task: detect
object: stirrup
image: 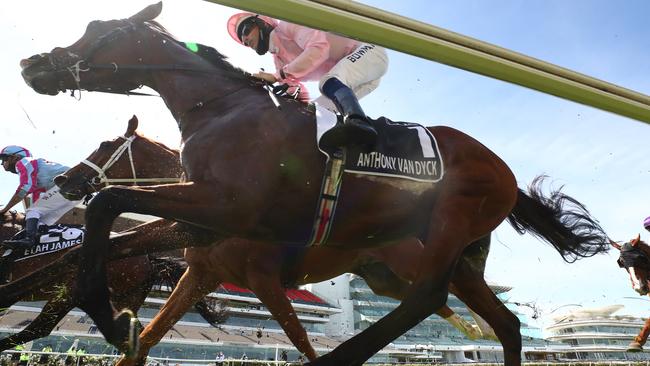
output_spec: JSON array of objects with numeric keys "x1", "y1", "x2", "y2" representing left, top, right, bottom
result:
[{"x1": 320, "y1": 117, "x2": 377, "y2": 150}]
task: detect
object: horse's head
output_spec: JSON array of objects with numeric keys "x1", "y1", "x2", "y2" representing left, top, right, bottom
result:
[
  {"x1": 20, "y1": 3, "x2": 163, "y2": 95},
  {"x1": 611, "y1": 235, "x2": 650, "y2": 295},
  {"x1": 54, "y1": 115, "x2": 182, "y2": 201}
]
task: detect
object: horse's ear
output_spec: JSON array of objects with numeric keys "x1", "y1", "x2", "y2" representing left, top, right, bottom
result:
[
  {"x1": 632, "y1": 234, "x2": 641, "y2": 246},
  {"x1": 126, "y1": 115, "x2": 139, "y2": 137},
  {"x1": 129, "y1": 2, "x2": 162, "y2": 23},
  {"x1": 610, "y1": 239, "x2": 622, "y2": 251}
]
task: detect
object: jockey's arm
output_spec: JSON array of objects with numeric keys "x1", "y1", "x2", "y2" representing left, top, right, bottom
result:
[
  {"x1": 275, "y1": 24, "x2": 330, "y2": 81},
  {"x1": 0, "y1": 191, "x2": 24, "y2": 215}
]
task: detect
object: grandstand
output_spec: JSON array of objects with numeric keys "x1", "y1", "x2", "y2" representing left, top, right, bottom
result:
[{"x1": 0, "y1": 281, "x2": 344, "y2": 362}]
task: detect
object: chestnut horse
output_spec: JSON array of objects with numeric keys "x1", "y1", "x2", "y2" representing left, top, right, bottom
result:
[
  {"x1": 611, "y1": 235, "x2": 650, "y2": 352},
  {"x1": 20, "y1": 4, "x2": 609, "y2": 365},
  {"x1": 56, "y1": 120, "x2": 495, "y2": 362}
]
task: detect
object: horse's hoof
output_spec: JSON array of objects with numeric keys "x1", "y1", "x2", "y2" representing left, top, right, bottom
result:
[
  {"x1": 114, "y1": 310, "x2": 141, "y2": 358},
  {"x1": 627, "y1": 341, "x2": 643, "y2": 352}
]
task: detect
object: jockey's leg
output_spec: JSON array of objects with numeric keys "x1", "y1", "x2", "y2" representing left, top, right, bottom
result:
[
  {"x1": 318, "y1": 78, "x2": 377, "y2": 149},
  {"x1": 4, "y1": 215, "x2": 39, "y2": 249},
  {"x1": 317, "y1": 44, "x2": 387, "y2": 150}
]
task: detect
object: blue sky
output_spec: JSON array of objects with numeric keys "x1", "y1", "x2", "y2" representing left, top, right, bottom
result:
[{"x1": 1, "y1": 0, "x2": 649, "y2": 329}]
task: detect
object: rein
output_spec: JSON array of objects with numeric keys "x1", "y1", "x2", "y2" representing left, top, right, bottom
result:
[
  {"x1": 81, "y1": 135, "x2": 180, "y2": 188},
  {"x1": 60, "y1": 22, "x2": 261, "y2": 118}
]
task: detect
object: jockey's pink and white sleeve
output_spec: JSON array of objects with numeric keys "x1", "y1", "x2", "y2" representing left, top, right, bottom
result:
[
  {"x1": 277, "y1": 23, "x2": 330, "y2": 80},
  {"x1": 15, "y1": 158, "x2": 38, "y2": 199}
]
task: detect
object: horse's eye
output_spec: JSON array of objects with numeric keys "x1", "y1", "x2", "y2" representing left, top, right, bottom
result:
[{"x1": 99, "y1": 141, "x2": 111, "y2": 149}]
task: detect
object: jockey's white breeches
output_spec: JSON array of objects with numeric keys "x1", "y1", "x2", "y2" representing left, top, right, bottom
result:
[
  {"x1": 26, "y1": 186, "x2": 81, "y2": 225},
  {"x1": 314, "y1": 43, "x2": 389, "y2": 111}
]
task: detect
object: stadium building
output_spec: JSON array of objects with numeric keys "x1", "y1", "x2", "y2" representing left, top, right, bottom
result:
[{"x1": 545, "y1": 305, "x2": 650, "y2": 361}]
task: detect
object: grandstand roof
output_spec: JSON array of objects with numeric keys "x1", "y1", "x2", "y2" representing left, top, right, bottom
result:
[{"x1": 218, "y1": 283, "x2": 333, "y2": 307}]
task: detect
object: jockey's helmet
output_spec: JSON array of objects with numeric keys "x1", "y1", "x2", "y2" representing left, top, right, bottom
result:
[
  {"x1": 227, "y1": 12, "x2": 277, "y2": 55},
  {"x1": 0, "y1": 145, "x2": 31, "y2": 161},
  {"x1": 644, "y1": 216, "x2": 650, "y2": 231}
]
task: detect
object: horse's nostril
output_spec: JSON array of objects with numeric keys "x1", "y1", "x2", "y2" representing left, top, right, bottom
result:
[{"x1": 54, "y1": 174, "x2": 68, "y2": 187}]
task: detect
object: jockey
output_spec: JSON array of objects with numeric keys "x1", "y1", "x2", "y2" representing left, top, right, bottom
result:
[
  {"x1": 227, "y1": 12, "x2": 389, "y2": 150},
  {"x1": 644, "y1": 216, "x2": 650, "y2": 232},
  {"x1": 0, "y1": 145, "x2": 78, "y2": 249}
]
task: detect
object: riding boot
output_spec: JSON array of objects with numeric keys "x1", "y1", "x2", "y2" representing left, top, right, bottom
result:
[
  {"x1": 319, "y1": 79, "x2": 377, "y2": 150},
  {"x1": 4, "y1": 218, "x2": 39, "y2": 250}
]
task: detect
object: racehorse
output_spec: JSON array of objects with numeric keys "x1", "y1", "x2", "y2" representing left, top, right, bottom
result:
[
  {"x1": 57, "y1": 114, "x2": 495, "y2": 362},
  {"x1": 611, "y1": 235, "x2": 650, "y2": 352},
  {"x1": 20, "y1": 3, "x2": 610, "y2": 365},
  {"x1": 0, "y1": 117, "x2": 221, "y2": 351}
]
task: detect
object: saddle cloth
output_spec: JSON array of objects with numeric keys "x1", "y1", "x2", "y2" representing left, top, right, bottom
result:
[
  {"x1": 2, "y1": 224, "x2": 85, "y2": 262},
  {"x1": 315, "y1": 104, "x2": 444, "y2": 182}
]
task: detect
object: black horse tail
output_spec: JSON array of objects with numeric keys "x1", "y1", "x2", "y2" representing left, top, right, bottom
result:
[
  {"x1": 150, "y1": 256, "x2": 229, "y2": 326},
  {"x1": 506, "y1": 175, "x2": 609, "y2": 263}
]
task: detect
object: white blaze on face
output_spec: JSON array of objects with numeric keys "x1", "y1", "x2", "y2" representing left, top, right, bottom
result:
[{"x1": 629, "y1": 267, "x2": 648, "y2": 294}]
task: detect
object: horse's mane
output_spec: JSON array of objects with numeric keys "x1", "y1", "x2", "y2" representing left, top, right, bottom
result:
[
  {"x1": 637, "y1": 239, "x2": 650, "y2": 257},
  {"x1": 145, "y1": 21, "x2": 250, "y2": 81},
  {"x1": 136, "y1": 132, "x2": 180, "y2": 159}
]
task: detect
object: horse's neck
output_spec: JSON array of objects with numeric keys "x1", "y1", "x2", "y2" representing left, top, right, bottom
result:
[
  {"x1": 639, "y1": 241, "x2": 650, "y2": 258},
  {"x1": 134, "y1": 142, "x2": 182, "y2": 179},
  {"x1": 143, "y1": 45, "x2": 251, "y2": 131}
]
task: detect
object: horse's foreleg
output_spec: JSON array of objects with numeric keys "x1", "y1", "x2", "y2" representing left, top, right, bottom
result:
[
  {"x1": 76, "y1": 183, "x2": 223, "y2": 351},
  {"x1": 116, "y1": 266, "x2": 217, "y2": 366},
  {"x1": 629, "y1": 317, "x2": 650, "y2": 351},
  {"x1": 0, "y1": 299, "x2": 73, "y2": 351},
  {"x1": 248, "y1": 274, "x2": 318, "y2": 361}
]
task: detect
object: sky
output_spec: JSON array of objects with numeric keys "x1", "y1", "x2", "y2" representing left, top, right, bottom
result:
[{"x1": 1, "y1": 0, "x2": 649, "y2": 330}]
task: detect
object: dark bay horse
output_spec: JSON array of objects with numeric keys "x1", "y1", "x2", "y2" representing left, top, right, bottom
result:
[
  {"x1": 57, "y1": 114, "x2": 494, "y2": 362},
  {"x1": 20, "y1": 3, "x2": 610, "y2": 365},
  {"x1": 611, "y1": 235, "x2": 650, "y2": 352}
]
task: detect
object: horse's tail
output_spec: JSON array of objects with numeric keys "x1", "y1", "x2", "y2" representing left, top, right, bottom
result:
[
  {"x1": 506, "y1": 175, "x2": 609, "y2": 263},
  {"x1": 150, "y1": 256, "x2": 228, "y2": 326}
]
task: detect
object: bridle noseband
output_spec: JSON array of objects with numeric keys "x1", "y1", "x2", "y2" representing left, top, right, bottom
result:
[{"x1": 80, "y1": 135, "x2": 180, "y2": 192}]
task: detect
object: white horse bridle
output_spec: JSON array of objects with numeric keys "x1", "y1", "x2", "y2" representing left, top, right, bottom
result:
[{"x1": 81, "y1": 135, "x2": 181, "y2": 186}]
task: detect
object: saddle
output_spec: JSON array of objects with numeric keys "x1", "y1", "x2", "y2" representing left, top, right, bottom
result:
[
  {"x1": 308, "y1": 105, "x2": 445, "y2": 246},
  {"x1": 0, "y1": 224, "x2": 85, "y2": 283}
]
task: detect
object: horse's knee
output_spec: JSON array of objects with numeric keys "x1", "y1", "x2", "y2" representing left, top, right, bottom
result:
[{"x1": 87, "y1": 186, "x2": 131, "y2": 218}]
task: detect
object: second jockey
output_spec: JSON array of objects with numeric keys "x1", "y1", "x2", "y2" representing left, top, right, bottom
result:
[
  {"x1": 226, "y1": 12, "x2": 389, "y2": 150},
  {"x1": 0, "y1": 145, "x2": 79, "y2": 249}
]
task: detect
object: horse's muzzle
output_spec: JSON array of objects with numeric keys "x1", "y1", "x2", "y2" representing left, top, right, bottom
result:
[
  {"x1": 20, "y1": 53, "x2": 67, "y2": 95},
  {"x1": 55, "y1": 174, "x2": 88, "y2": 201}
]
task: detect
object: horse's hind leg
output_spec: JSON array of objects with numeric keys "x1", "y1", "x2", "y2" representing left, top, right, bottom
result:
[
  {"x1": 451, "y1": 257, "x2": 522, "y2": 366},
  {"x1": 0, "y1": 299, "x2": 73, "y2": 351},
  {"x1": 355, "y1": 261, "x2": 483, "y2": 340}
]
